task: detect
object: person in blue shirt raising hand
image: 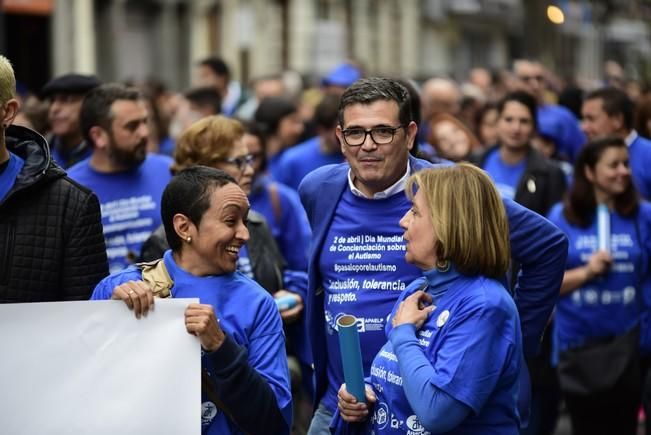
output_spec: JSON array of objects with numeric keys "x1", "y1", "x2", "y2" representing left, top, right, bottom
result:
[
  {"x1": 337, "y1": 164, "x2": 522, "y2": 434},
  {"x1": 547, "y1": 136, "x2": 651, "y2": 435}
]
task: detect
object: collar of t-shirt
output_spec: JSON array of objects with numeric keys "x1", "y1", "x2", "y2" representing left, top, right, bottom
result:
[
  {"x1": 625, "y1": 129, "x2": 638, "y2": 147},
  {"x1": 422, "y1": 264, "x2": 462, "y2": 304},
  {"x1": 347, "y1": 160, "x2": 412, "y2": 199},
  {"x1": 0, "y1": 152, "x2": 25, "y2": 203},
  {"x1": 0, "y1": 157, "x2": 10, "y2": 175}
]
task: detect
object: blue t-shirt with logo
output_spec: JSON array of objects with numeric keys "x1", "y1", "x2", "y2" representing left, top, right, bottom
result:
[
  {"x1": 90, "y1": 250, "x2": 292, "y2": 435},
  {"x1": 273, "y1": 136, "x2": 344, "y2": 191},
  {"x1": 0, "y1": 153, "x2": 24, "y2": 203},
  {"x1": 319, "y1": 188, "x2": 421, "y2": 412},
  {"x1": 482, "y1": 149, "x2": 526, "y2": 201},
  {"x1": 547, "y1": 203, "x2": 649, "y2": 351},
  {"x1": 369, "y1": 271, "x2": 522, "y2": 434},
  {"x1": 67, "y1": 154, "x2": 173, "y2": 273}
]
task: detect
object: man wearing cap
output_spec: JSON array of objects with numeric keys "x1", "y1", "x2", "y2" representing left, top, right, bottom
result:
[
  {"x1": 321, "y1": 62, "x2": 362, "y2": 96},
  {"x1": 67, "y1": 83, "x2": 173, "y2": 273},
  {"x1": 41, "y1": 73, "x2": 101, "y2": 168},
  {"x1": 0, "y1": 55, "x2": 108, "y2": 303}
]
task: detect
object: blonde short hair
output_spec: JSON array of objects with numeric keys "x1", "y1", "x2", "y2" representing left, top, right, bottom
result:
[
  {"x1": 171, "y1": 115, "x2": 245, "y2": 173},
  {"x1": 406, "y1": 163, "x2": 510, "y2": 279},
  {"x1": 0, "y1": 55, "x2": 16, "y2": 105}
]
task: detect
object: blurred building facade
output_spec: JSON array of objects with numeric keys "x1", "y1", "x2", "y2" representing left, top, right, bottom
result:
[{"x1": 2, "y1": 0, "x2": 651, "y2": 91}]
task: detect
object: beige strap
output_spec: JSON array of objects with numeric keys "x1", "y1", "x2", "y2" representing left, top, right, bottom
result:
[{"x1": 137, "y1": 259, "x2": 173, "y2": 298}]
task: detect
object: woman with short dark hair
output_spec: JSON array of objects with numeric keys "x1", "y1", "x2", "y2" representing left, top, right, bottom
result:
[{"x1": 91, "y1": 166, "x2": 292, "y2": 435}]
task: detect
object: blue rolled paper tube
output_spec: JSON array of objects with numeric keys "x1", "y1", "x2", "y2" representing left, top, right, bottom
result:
[
  {"x1": 337, "y1": 314, "x2": 366, "y2": 403},
  {"x1": 597, "y1": 204, "x2": 610, "y2": 253}
]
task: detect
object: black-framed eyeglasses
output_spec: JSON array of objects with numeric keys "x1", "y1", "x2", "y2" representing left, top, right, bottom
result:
[
  {"x1": 518, "y1": 75, "x2": 544, "y2": 83},
  {"x1": 341, "y1": 125, "x2": 406, "y2": 146},
  {"x1": 222, "y1": 154, "x2": 254, "y2": 171}
]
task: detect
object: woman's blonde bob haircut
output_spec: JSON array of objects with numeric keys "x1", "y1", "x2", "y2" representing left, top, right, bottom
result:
[
  {"x1": 406, "y1": 163, "x2": 510, "y2": 279},
  {"x1": 171, "y1": 115, "x2": 244, "y2": 173},
  {"x1": 0, "y1": 55, "x2": 16, "y2": 106}
]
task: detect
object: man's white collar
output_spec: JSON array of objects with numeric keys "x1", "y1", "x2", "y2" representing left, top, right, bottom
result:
[
  {"x1": 625, "y1": 130, "x2": 638, "y2": 147},
  {"x1": 347, "y1": 161, "x2": 412, "y2": 199}
]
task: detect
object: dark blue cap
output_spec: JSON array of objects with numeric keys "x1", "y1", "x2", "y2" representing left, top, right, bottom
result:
[{"x1": 41, "y1": 74, "x2": 101, "y2": 98}]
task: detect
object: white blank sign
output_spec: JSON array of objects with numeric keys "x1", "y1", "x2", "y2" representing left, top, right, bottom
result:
[{"x1": 0, "y1": 299, "x2": 201, "y2": 435}]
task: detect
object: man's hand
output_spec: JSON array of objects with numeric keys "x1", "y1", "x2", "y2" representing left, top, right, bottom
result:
[{"x1": 337, "y1": 383, "x2": 376, "y2": 422}]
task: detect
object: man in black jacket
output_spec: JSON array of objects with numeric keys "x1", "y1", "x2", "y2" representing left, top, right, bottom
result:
[{"x1": 0, "y1": 55, "x2": 108, "y2": 302}]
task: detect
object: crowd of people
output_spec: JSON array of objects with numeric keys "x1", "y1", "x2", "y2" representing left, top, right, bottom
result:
[{"x1": 3, "y1": 50, "x2": 651, "y2": 435}]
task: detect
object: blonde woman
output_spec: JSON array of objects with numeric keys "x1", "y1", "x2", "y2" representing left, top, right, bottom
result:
[{"x1": 338, "y1": 164, "x2": 522, "y2": 434}]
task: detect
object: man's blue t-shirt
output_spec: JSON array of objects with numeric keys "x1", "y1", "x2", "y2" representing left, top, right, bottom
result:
[
  {"x1": 370, "y1": 274, "x2": 522, "y2": 434},
  {"x1": 90, "y1": 250, "x2": 292, "y2": 435},
  {"x1": 319, "y1": 188, "x2": 421, "y2": 412},
  {"x1": 482, "y1": 149, "x2": 526, "y2": 201},
  {"x1": 547, "y1": 203, "x2": 648, "y2": 351},
  {"x1": 0, "y1": 153, "x2": 24, "y2": 203},
  {"x1": 67, "y1": 154, "x2": 173, "y2": 273},
  {"x1": 273, "y1": 136, "x2": 344, "y2": 191}
]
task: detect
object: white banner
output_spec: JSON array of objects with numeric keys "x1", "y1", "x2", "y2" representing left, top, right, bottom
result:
[{"x1": 0, "y1": 299, "x2": 201, "y2": 435}]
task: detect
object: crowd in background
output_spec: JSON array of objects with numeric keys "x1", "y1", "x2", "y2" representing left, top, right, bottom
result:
[{"x1": 5, "y1": 53, "x2": 651, "y2": 435}]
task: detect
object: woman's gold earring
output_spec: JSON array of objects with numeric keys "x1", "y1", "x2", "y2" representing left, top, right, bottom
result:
[
  {"x1": 435, "y1": 259, "x2": 450, "y2": 272},
  {"x1": 186, "y1": 236, "x2": 192, "y2": 243}
]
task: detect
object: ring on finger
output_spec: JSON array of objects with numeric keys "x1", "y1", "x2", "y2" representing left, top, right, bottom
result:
[{"x1": 128, "y1": 290, "x2": 135, "y2": 296}]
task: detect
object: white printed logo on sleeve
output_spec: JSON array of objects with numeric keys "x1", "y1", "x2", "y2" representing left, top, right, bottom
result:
[
  {"x1": 436, "y1": 310, "x2": 450, "y2": 328},
  {"x1": 406, "y1": 414, "x2": 430, "y2": 434},
  {"x1": 201, "y1": 401, "x2": 218, "y2": 426}
]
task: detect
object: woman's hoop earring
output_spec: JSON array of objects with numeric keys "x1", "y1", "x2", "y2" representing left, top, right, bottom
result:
[{"x1": 435, "y1": 259, "x2": 450, "y2": 273}]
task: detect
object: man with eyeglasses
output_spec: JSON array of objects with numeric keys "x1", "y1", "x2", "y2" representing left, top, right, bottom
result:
[
  {"x1": 299, "y1": 77, "x2": 568, "y2": 434},
  {"x1": 67, "y1": 83, "x2": 173, "y2": 273},
  {"x1": 514, "y1": 59, "x2": 585, "y2": 162}
]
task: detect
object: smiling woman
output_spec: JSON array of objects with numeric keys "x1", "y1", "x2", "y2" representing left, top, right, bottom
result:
[
  {"x1": 547, "y1": 137, "x2": 651, "y2": 435},
  {"x1": 90, "y1": 166, "x2": 292, "y2": 435}
]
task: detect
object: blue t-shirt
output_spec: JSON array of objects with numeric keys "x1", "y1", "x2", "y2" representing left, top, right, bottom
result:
[
  {"x1": 547, "y1": 203, "x2": 649, "y2": 351},
  {"x1": 273, "y1": 136, "x2": 344, "y2": 191},
  {"x1": 482, "y1": 149, "x2": 526, "y2": 201},
  {"x1": 249, "y1": 176, "x2": 311, "y2": 272},
  {"x1": 319, "y1": 188, "x2": 422, "y2": 412},
  {"x1": 370, "y1": 273, "x2": 522, "y2": 434},
  {"x1": 0, "y1": 153, "x2": 24, "y2": 203},
  {"x1": 50, "y1": 136, "x2": 93, "y2": 169},
  {"x1": 90, "y1": 250, "x2": 292, "y2": 435},
  {"x1": 537, "y1": 104, "x2": 586, "y2": 163},
  {"x1": 67, "y1": 154, "x2": 173, "y2": 273},
  {"x1": 629, "y1": 135, "x2": 651, "y2": 201}
]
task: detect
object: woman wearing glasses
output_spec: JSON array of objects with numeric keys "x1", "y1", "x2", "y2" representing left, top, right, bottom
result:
[{"x1": 140, "y1": 116, "x2": 301, "y2": 308}]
